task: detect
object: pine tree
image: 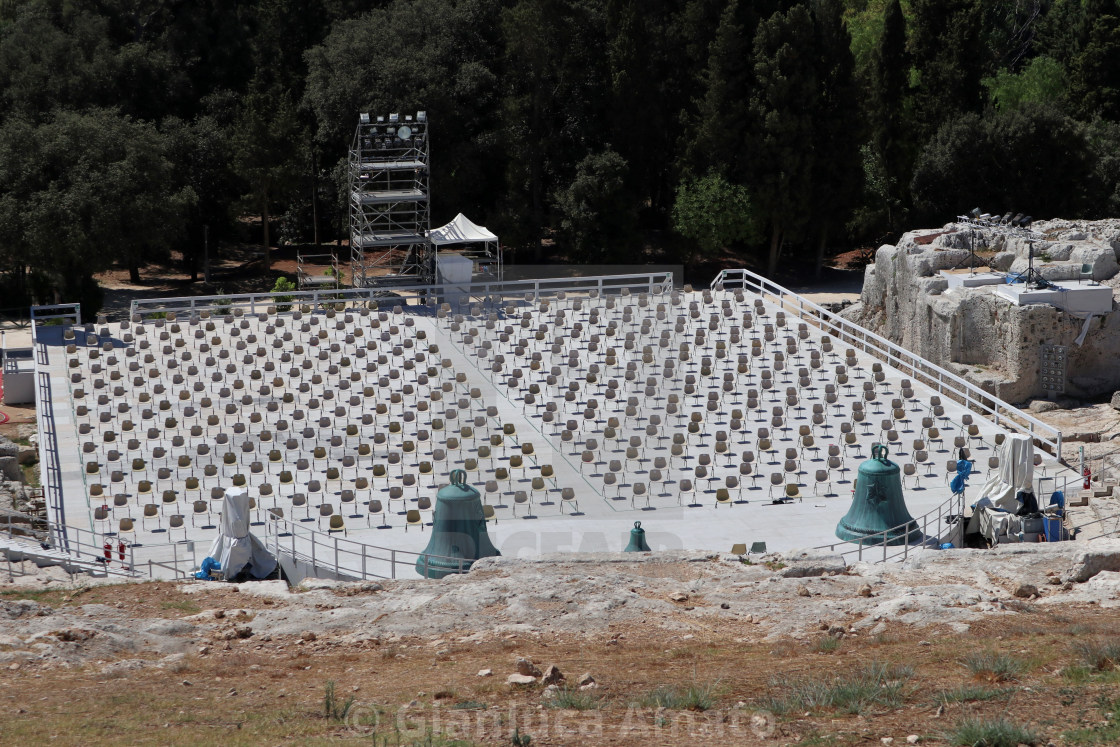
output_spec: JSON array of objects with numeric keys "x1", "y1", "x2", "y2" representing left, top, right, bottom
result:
[
  {"x1": 808, "y1": 0, "x2": 863, "y2": 277},
  {"x1": 749, "y1": 3, "x2": 818, "y2": 276},
  {"x1": 867, "y1": 0, "x2": 910, "y2": 229}
]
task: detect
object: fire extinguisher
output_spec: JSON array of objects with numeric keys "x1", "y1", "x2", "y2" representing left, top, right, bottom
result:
[
  {"x1": 1083, "y1": 466, "x2": 1091, "y2": 489},
  {"x1": 103, "y1": 540, "x2": 112, "y2": 564},
  {"x1": 117, "y1": 540, "x2": 126, "y2": 563}
]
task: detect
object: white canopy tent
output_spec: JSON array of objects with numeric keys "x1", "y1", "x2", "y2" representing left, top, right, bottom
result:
[
  {"x1": 428, "y1": 213, "x2": 502, "y2": 280},
  {"x1": 207, "y1": 488, "x2": 278, "y2": 580},
  {"x1": 428, "y1": 213, "x2": 499, "y2": 246}
]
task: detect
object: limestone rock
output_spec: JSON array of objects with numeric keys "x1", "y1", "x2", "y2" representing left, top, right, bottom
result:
[
  {"x1": 577, "y1": 673, "x2": 595, "y2": 687},
  {"x1": 669, "y1": 592, "x2": 689, "y2": 602},
  {"x1": 778, "y1": 551, "x2": 846, "y2": 578},
  {"x1": 477, "y1": 668, "x2": 492, "y2": 677},
  {"x1": 0, "y1": 457, "x2": 22, "y2": 482},
  {"x1": 989, "y1": 252, "x2": 1016, "y2": 272},
  {"x1": 1030, "y1": 399, "x2": 1062, "y2": 414},
  {"x1": 907, "y1": 736, "x2": 921, "y2": 745},
  {"x1": 858, "y1": 584, "x2": 874, "y2": 598},
  {"x1": 515, "y1": 657, "x2": 541, "y2": 678},
  {"x1": 1111, "y1": 391, "x2": 1120, "y2": 411},
  {"x1": 507, "y1": 674, "x2": 536, "y2": 686},
  {"x1": 540, "y1": 664, "x2": 564, "y2": 685},
  {"x1": 299, "y1": 630, "x2": 316, "y2": 642},
  {"x1": 797, "y1": 585, "x2": 811, "y2": 597}
]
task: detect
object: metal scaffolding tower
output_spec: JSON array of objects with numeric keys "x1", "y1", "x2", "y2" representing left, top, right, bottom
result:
[{"x1": 348, "y1": 111, "x2": 432, "y2": 286}]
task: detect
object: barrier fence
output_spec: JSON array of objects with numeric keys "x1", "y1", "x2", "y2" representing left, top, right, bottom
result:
[{"x1": 130, "y1": 273, "x2": 676, "y2": 320}]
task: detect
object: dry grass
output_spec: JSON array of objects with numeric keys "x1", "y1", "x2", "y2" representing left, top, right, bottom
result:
[{"x1": 1, "y1": 585, "x2": 1120, "y2": 745}]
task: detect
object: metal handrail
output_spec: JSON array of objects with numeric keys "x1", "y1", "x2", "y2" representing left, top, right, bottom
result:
[
  {"x1": 710, "y1": 269, "x2": 1064, "y2": 460},
  {"x1": 129, "y1": 273, "x2": 675, "y2": 318},
  {"x1": 261, "y1": 515, "x2": 469, "y2": 581},
  {"x1": 808, "y1": 489, "x2": 966, "y2": 563}
]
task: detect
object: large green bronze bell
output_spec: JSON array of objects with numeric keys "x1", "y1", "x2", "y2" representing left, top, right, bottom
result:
[
  {"x1": 835, "y1": 444, "x2": 921, "y2": 546},
  {"x1": 415, "y1": 469, "x2": 500, "y2": 578},
  {"x1": 623, "y1": 521, "x2": 651, "y2": 552}
]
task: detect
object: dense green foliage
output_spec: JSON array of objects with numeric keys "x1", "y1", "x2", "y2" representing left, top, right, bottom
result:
[{"x1": 1, "y1": 0, "x2": 1119, "y2": 306}]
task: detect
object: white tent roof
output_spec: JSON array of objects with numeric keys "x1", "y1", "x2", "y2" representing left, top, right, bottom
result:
[{"x1": 428, "y1": 213, "x2": 498, "y2": 246}]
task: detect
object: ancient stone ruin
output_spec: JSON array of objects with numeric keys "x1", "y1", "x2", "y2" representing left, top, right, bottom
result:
[{"x1": 845, "y1": 219, "x2": 1120, "y2": 404}]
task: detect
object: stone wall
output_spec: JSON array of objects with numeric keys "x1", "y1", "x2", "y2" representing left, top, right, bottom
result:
[{"x1": 845, "y1": 219, "x2": 1120, "y2": 404}]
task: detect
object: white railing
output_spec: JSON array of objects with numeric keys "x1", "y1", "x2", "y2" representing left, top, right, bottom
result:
[
  {"x1": 129, "y1": 273, "x2": 675, "y2": 319},
  {"x1": 261, "y1": 515, "x2": 473, "y2": 581},
  {"x1": 710, "y1": 269, "x2": 1064, "y2": 460}
]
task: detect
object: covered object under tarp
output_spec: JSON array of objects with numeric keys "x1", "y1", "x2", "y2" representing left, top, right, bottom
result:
[
  {"x1": 965, "y1": 433, "x2": 1038, "y2": 539},
  {"x1": 207, "y1": 488, "x2": 277, "y2": 580}
]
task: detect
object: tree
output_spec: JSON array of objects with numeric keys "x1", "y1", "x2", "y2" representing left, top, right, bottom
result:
[
  {"x1": 808, "y1": 0, "x2": 863, "y2": 277},
  {"x1": 498, "y1": 0, "x2": 611, "y2": 257},
  {"x1": 303, "y1": 0, "x2": 503, "y2": 233},
  {"x1": 908, "y1": 0, "x2": 985, "y2": 143},
  {"x1": 232, "y1": 79, "x2": 306, "y2": 264},
  {"x1": 691, "y1": 0, "x2": 758, "y2": 182},
  {"x1": 0, "y1": 108, "x2": 195, "y2": 298},
  {"x1": 865, "y1": 0, "x2": 910, "y2": 231},
  {"x1": 671, "y1": 173, "x2": 755, "y2": 266},
  {"x1": 553, "y1": 148, "x2": 634, "y2": 261},
  {"x1": 983, "y1": 55, "x2": 1068, "y2": 111},
  {"x1": 1068, "y1": 6, "x2": 1120, "y2": 119},
  {"x1": 605, "y1": 0, "x2": 685, "y2": 221},
  {"x1": 910, "y1": 105, "x2": 1098, "y2": 222},
  {"x1": 749, "y1": 4, "x2": 818, "y2": 276}
]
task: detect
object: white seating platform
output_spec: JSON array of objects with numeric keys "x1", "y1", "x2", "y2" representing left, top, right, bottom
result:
[{"x1": 37, "y1": 279, "x2": 1075, "y2": 579}]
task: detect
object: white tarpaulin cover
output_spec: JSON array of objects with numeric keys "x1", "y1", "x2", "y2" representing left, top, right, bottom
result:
[
  {"x1": 428, "y1": 213, "x2": 498, "y2": 246},
  {"x1": 966, "y1": 434, "x2": 1034, "y2": 534},
  {"x1": 207, "y1": 488, "x2": 277, "y2": 580}
]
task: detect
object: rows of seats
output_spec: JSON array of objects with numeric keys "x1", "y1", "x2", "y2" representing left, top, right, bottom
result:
[
  {"x1": 435, "y1": 286, "x2": 1017, "y2": 511},
  {"x1": 67, "y1": 304, "x2": 577, "y2": 545},
  {"x1": 60, "y1": 281, "x2": 1050, "y2": 549}
]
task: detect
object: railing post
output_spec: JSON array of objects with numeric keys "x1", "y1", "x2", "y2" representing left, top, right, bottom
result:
[
  {"x1": 334, "y1": 537, "x2": 339, "y2": 576},
  {"x1": 391, "y1": 549, "x2": 396, "y2": 579},
  {"x1": 361, "y1": 544, "x2": 366, "y2": 580}
]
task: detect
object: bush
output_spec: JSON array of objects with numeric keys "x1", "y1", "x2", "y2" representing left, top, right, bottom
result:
[
  {"x1": 272, "y1": 276, "x2": 296, "y2": 312},
  {"x1": 763, "y1": 661, "x2": 913, "y2": 716},
  {"x1": 544, "y1": 686, "x2": 604, "y2": 711},
  {"x1": 962, "y1": 651, "x2": 1025, "y2": 682},
  {"x1": 633, "y1": 683, "x2": 716, "y2": 711},
  {"x1": 1072, "y1": 639, "x2": 1120, "y2": 672},
  {"x1": 948, "y1": 717, "x2": 1038, "y2": 747}
]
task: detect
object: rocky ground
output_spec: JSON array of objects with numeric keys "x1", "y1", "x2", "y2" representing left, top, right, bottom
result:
[{"x1": 1, "y1": 543, "x2": 1120, "y2": 745}]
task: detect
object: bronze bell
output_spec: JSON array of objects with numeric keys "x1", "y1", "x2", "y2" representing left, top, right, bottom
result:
[
  {"x1": 836, "y1": 444, "x2": 920, "y2": 545},
  {"x1": 624, "y1": 520, "x2": 651, "y2": 552},
  {"x1": 415, "y1": 469, "x2": 500, "y2": 578}
]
